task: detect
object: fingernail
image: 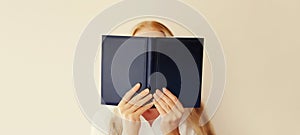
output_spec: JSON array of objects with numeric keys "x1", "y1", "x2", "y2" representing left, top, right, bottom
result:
[
  {"x1": 143, "y1": 88, "x2": 149, "y2": 93},
  {"x1": 155, "y1": 89, "x2": 160, "y2": 93},
  {"x1": 156, "y1": 89, "x2": 163, "y2": 95},
  {"x1": 162, "y1": 87, "x2": 167, "y2": 92},
  {"x1": 135, "y1": 83, "x2": 140, "y2": 87}
]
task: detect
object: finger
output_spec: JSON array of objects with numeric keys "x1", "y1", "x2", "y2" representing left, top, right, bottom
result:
[
  {"x1": 135, "y1": 101, "x2": 154, "y2": 115},
  {"x1": 153, "y1": 92, "x2": 170, "y2": 113},
  {"x1": 119, "y1": 83, "x2": 141, "y2": 106},
  {"x1": 123, "y1": 88, "x2": 149, "y2": 111},
  {"x1": 162, "y1": 88, "x2": 177, "y2": 103},
  {"x1": 153, "y1": 99, "x2": 166, "y2": 115},
  {"x1": 135, "y1": 93, "x2": 153, "y2": 107},
  {"x1": 127, "y1": 88, "x2": 150, "y2": 105},
  {"x1": 163, "y1": 88, "x2": 184, "y2": 113},
  {"x1": 156, "y1": 89, "x2": 175, "y2": 110},
  {"x1": 125, "y1": 94, "x2": 152, "y2": 113}
]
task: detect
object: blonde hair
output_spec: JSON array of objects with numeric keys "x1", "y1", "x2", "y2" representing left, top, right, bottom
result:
[{"x1": 109, "y1": 20, "x2": 215, "y2": 135}]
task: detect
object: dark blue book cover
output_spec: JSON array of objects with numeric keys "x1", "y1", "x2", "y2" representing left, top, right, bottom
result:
[{"x1": 101, "y1": 35, "x2": 204, "y2": 108}]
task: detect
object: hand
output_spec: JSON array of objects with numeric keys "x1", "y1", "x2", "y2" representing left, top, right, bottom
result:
[
  {"x1": 153, "y1": 88, "x2": 184, "y2": 135},
  {"x1": 117, "y1": 83, "x2": 154, "y2": 135}
]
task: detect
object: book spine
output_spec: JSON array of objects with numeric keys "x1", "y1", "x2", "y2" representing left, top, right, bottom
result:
[{"x1": 146, "y1": 38, "x2": 152, "y2": 89}]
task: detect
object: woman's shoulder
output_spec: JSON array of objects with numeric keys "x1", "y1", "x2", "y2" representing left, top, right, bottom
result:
[{"x1": 90, "y1": 105, "x2": 118, "y2": 135}]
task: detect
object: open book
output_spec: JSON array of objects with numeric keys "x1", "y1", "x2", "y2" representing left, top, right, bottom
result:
[{"x1": 101, "y1": 35, "x2": 204, "y2": 108}]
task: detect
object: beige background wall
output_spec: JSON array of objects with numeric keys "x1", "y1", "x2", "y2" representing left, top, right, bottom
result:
[{"x1": 1, "y1": 0, "x2": 299, "y2": 135}]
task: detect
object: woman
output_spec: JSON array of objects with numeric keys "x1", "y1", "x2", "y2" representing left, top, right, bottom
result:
[{"x1": 92, "y1": 21, "x2": 215, "y2": 135}]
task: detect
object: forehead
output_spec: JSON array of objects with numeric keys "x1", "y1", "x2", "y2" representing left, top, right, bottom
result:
[{"x1": 134, "y1": 28, "x2": 165, "y2": 37}]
